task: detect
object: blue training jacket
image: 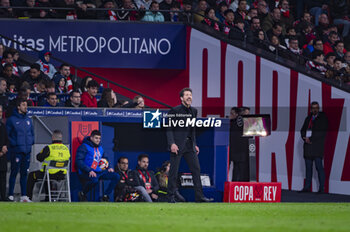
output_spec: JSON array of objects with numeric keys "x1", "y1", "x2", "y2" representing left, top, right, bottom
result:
[
  {"x1": 6, "y1": 109, "x2": 34, "y2": 154},
  {"x1": 76, "y1": 137, "x2": 104, "y2": 174}
]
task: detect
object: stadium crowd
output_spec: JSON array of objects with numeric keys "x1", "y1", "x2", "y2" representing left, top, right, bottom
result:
[{"x1": 0, "y1": 0, "x2": 350, "y2": 85}]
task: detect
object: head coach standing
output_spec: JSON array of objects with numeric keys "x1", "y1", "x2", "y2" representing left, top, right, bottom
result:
[
  {"x1": 300, "y1": 101, "x2": 328, "y2": 193},
  {"x1": 166, "y1": 87, "x2": 213, "y2": 203}
]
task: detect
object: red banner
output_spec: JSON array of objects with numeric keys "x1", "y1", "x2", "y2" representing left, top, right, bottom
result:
[
  {"x1": 223, "y1": 182, "x2": 282, "y2": 203},
  {"x1": 71, "y1": 121, "x2": 99, "y2": 172}
]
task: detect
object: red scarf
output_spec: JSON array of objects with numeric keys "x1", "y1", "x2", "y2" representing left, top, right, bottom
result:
[
  {"x1": 224, "y1": 20, "x2": 234, "y2": 34},
  {"x1": 39, "y1": 60, "x2": 50, "y2": 74},
  {"x1": 108, "y1": 10, "x2": 118, "y2": 21},
  {"x1": 204, "y1": 18, "x2": 220, "y2": 31}
]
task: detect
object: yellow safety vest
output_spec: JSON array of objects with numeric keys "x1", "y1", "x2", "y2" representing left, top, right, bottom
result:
[{"x1": 41, "y1": 143, "x2": 71, "y2": 174}]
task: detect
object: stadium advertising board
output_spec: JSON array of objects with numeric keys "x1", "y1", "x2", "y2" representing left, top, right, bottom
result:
[
  {"x1": 0, "y1": 20, "x2": 186, "y2": 69},
  {"x1": 223, "y1": 182, "x2": 282, "y2": 203}
]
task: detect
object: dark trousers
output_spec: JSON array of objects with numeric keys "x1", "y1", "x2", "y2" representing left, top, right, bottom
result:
[
  {"x1": 304, "y1": 157, "x2": 325, "y2": 191},
  {"x1": 168, "y1": 139, "x2": 203, "y2": 200},
  {"x1": 232, "y1": 160, "x2": 250, "y2": 182},
  {"x1": 0, "y1": 171, "x2": 6, "y2": 201},
  {"x1": 27, "y1": 170, "x2": 66, "y2": 200},
  {"x1": 79, "y1": 170, "x2": 120, "y2": 196},
  {"x1": 9, "y1": 152, "x2": 30, "y2": 196}
]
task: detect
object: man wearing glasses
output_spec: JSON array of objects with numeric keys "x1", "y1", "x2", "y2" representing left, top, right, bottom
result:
[
  {"x1": 300, "y1": 101, "x2": 328, "y2": 193},
  {"x1": 65, "y1": 90, "x2": 86, "y2": 107}
]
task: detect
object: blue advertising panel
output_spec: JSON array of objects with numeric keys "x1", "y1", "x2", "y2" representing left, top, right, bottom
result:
[{"x1": 0, "y1": 20, "x2": 186, "y2": 69}]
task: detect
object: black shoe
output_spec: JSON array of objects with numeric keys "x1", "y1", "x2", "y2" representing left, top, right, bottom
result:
[
  {"x1": 195, "y1": 196, "x2": 214, "y2": 203},
  {"x1": 78, "y1": 191, "x2": 87, "y2": 202},
  {"x1": 101, "y1": 195, "x2": 110, "y2": 202},
  {"x1": 317, "y1": 190, "x2": 325, "y2": 194},
  {"x1": 298, "y1": 188, "x2": 310, "y2": 193},
  {"x1": 175, "y1": 191, "x2": 186, "y2": 202},
  {"x1": 168, "y1": 196, "x2": 177, "y2": 203}
]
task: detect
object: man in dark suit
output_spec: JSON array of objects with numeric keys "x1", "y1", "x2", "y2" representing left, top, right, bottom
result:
[
  {"x1": 166, "y1": 87, "x2": 213, "y2": 203},
  {"x1": 0, "y1": 105, "x2": 9, "y2": 201},
  {"x1": 300, "y1": 101, "x2": 328, "y2": 193}
]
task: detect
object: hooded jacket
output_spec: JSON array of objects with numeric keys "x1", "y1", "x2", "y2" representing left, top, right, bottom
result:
[
  {"x1": 76, "y1": 137, "x2": 105, "y2": 174},
  {"x1": 6, "y1": 109, "x2": 34, "y2": 154}
]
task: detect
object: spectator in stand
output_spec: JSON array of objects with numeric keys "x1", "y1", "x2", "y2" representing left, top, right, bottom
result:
[
  {"x1": 229, "y1": 18, "x2": 246, "y2": 41},
  {"x1": 315, "y1": 13, "x2": 329, "y2": 38},
  {"x1": 55, "y1": 76, "x2": 67, "y2": 93},
  {"x1": 194, "y1": 0, "x2": 208, "y2": 23},
  {"x1": 159, "y1": 0, "x2": 173, "y2": 21},
  {"x1": 294, "y1": 12, "x2": 312, "y2": 33},
  {"x1": 1, "y1": 50, "x2": 19, "y2": 76},
  {"x1": 325, "y1": 52, "x2": 336, "y2": 68},
  {"x1": 141, "y1": 1, "x2": 164, "y2": 22},
  {"x1": 306, "y1": 50, "x2": 328, "y2": 75},
  {"x1": 132, "y1": 153, "x2": 159, "y2": 202},
  {"x1": 0, "y1": 78, "x2": 8, "y2": 117},
  {"x1": 6, "y1": 87, "x2": 34, "y2": 117},
  {"x1": 223, "y1": 9, "x2": 235, "y2": 35},
  {"x1": 76, "y1": 130, "x2": 120, "y2": 202},
  {"x1": 35, "y1": 0, "x2": 53, "y2": 18},
  {"x1": 247, "y1": 16, "x2": 262, "y2": 43},
  {"x1": 37, "y1": 80, "x2": 55, "y2": 106},
  {"x1": 278, "y1": 0, "x2": 294, "y2": 28},
  {"x1": 65, "y1": 90, "x2": 86, "y2": 107},
  {"x1": 288, "y1": 36, "x2": 302, "y2": 57},
  {"x1": 201, "y1": 7, "x2": 221, "y2": 32},
  {"x1": 36, "y1": 51, "x2": 56, "y2": 79},
  {"x1": 81, "y1": 79, "x2": 98, "y2": 107},
  {"x1": 256, "y1": 0, "x2": 268, "y2": 22},
  {"x1": 334, "y1": 41, "x2": 346, "y2": 61},
  {"x1": 0, "y1": 104, "x2": 8, "y2": 201},
  {"x1": 22, "y1": 63, "x2": 50, "y2": 92},
  {"x1": 53, "y1": 63, "x2": 80, "y2": 93},
  {"x1": 43, "y1": 92, "x2": 59, "y2": 107},
  {"x1": 268, "y1": 34, "x2": 287, "y2": 54},
  {"x1": 179, "y1": 0, "x2": 193, "y2": 23},
  {"x1": 0, "y1": 44, "x2": 4, "y2": 60},
  {"x1": 117, "y1": 0, "x2": 139, "y2": 21},
  {"x1": 245, "y1": 7, "x2": 258, "y2": 27},
  {"x1": 330, "y1": 58, "x2": 347, "y2": 81},
  {"x1": 298, "y1": 22, "x2": 316, "y2": 51},
  {"x1": 135, "y1": 0, "x2": 152, "y2": 10},
  {"x1": 229, "y1": 0, "x2": 249, "y2": 12},
  {"x1": 284, "y1": 27, "x2": 296, "y2": 48},
  {"x1": 323, "y1": 31, "x2": 340, "y2": 55},
  {"x1": 80, "y1": 76, "x2": 93, "y2": 93},
  {"x1": 114, "y1": 157, "x2": 140, "y2": 202},
  {"x1": 8, "y1": 48, "x2": 21, "y2": 75},
  {"x1": 52, "y1": 0, "x2": 83, "y2": 19},
  {"x1": 97, "y1": 0, "x2": 118, "y2": 21},
  {"x1": 303, "y1": 38, "x2": 324, "y2": 58},
  {"x1": 262, "y1": 8, "x2": 283, "y2": 34},
  {"x1": 215, "y1": 1, "x2": 228, "y2": 23},
  {"x1": 1, "y1": 63, "x2": 20, "y2": 93},
  {"x1": 267, "y1": 22, "x2": 286, "y2": 46},
  {"x1": 168, "y1": 2, "x2": 180, "y2": 22},
  {"x1": 0, "y1": 0, "x2": 14, "y2": 18},
  {"x1": 15, "y1": 0, "x2": 41, "y2": 18},
  {"x1": 254, "y1": 29, "x2": 269, "y2": 50},
  {"x1": 6, "y1": 98, "x2": 34, "y2": 202},
  {"x1": 97, "y1": 88, "x2": 120, "y2": 108},
  {"x1": 305, "y1": 0, "x2": 328, "y2": 26},
  {"x1": 344, "y1": 51, "x2": 350, "y2": 65},
  {"x1": 233, "y1": 0, "x2": 248, "y2": 23},
  {"x1": 133, "y1": 95, "x2": 145, "y2": 109},
  {"x1": 330, "y1": 0, "x2": 350, "y2": 38}
]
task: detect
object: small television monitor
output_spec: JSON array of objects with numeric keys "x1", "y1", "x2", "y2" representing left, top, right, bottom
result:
[{"x1": 242, "y1": 114, "x2": 271, "y2": 137}]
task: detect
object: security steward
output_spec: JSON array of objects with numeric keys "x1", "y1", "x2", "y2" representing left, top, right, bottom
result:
[{"x1": 27, "y1": 130, "x2": 70, "y2": 201}]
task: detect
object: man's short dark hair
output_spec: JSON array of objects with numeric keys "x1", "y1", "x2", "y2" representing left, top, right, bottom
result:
[
  {"x1": 289, "y1": 36, "x2": 298, "y2": 42},
  {"x1": 30, "y1": 63, "x2": 41, "y2": 71},
  {"x1": 0, "y1": 77, "x2": 6, "y2": 84},
  {"x1": 224, "y1": 9, "x2": 234, "y2": 16},
  {"x1": 16, "y1": 98, "x2": 27, "y2": 107},
  {"x1": 272, "y1": 22, "x2": 283, "y2": 29},
  {"x1": 231, "y1": 107, "x2": 240, "y2": 114},
  {"x1": 312, "y1": 50, "x2": 324, "y2": 60},
  {"x1": 69, "y1": 90, "x2": 80, "y2": 98},
  {"x1": 60, "y1": 63, "x2": 70, "y2": 70},
  {"x1": 118, "y1": 156, "x2": 128, "y2": 163},
  {"x1": 334, "y1": 58, "x2": 343, "y2": 63},
  {"x1": 179, "y1": 87, "x2": 192, "y2": 97},
  {"x1": 47, "y1": 92, "x2": 57, "y2": 98},
  {"x1": 2, "y1": 50, "x2": 12, "y2": 59},
  {"x1": 3, "y1": 63, "x2": 12, "y2": 69},
  {"x1": 251, "y1": 16, "x2": 260, "y2": 22},
  {"x1": 150, "y1": 0, "x2": 158, "y2": 8},
  {"x1": 90, "y1": 130, "x2": 101, "y2": 137},
  {"x1": 87, "y1": 79, "x2": 99, "y2": 89},
  {"x1": 325, "y1": 52, "x2": 336, "y2": 59},
  {"x1": 46, "y1": 80, "x2": 56, "y2": 89},
  {"x1": 138, "y1": 153, "x2": 149, "y2": 162},
  {"x1": 335, "y1": 40, "x2": 344, "y2": 47},
  {"x1": 313, "y1": 38, "x2": 323, "y2": 46},
  {"x1": 328, "y1": 31, "x2": 338, "y2": 38},
  {"x1": 311, "y1": 101, "x2": 319, "y2": 106}
]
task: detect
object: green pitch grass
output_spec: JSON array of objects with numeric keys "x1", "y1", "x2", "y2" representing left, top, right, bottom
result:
[{"x1": 0, "y1": 203, "x2": 349, "y2": 232}]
